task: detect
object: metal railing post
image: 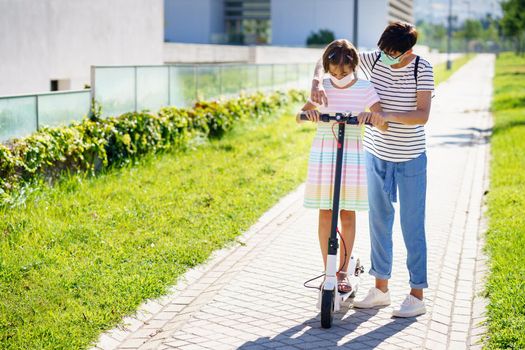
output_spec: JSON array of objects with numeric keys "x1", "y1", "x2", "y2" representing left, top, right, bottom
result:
[
  {"x1": 35, "y1": 95, "x2": 39, "y2": 131},
  {"x1": 256, "y1": 65, "x2": 259, "y2": 92},
  {"x1": 167, "y1": 66, "x2": 171, "y2": 106},
  {"x1": 271, "y1": 64, "x2": 275, "y2": 92},
  {"x1": 219, "y1": 65, "x2": 223, "y2": 97},
  {"x1": 240, "y1": 65, "x2": 244, "y2": 92},
  {"x1": 134, "y1": 66, "x2": 138, "y2": 112},
  {"x1": 194, "y1": 65, "x2": 198, "y2": 104},
  {"x1": 90, "y1": 66, "x2": 95, "y2": 118}
]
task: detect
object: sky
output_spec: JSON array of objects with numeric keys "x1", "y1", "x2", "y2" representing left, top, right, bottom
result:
[{"x1": 414, "y1": 0, "x2": 503, "y2": 25}]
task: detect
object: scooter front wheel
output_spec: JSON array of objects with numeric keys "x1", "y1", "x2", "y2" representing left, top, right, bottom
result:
[{"x1": 321, "y1": 289, "x2": 334, "y2": 328}]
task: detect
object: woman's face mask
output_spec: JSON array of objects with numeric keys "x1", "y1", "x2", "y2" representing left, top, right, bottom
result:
[{"x1": 380, "y1": 50, "x2": 406, "y2": 66}]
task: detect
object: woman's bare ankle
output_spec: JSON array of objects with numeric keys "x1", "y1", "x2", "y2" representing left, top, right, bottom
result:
[
  {"x1": 410, "y1": 289, "x2": 423, "y2": 300},
  {"x1": 375, "y1": 279, "x2": 389, "y2": 293}
]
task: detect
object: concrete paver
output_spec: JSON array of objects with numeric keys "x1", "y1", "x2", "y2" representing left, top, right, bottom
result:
[{"x1": 92, "y1": 54, "x2": 494, "y2": 350}]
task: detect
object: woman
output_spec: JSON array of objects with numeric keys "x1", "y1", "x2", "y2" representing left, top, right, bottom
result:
[{"x1": 310, "y1": 21, "x2": 435, "y2": 318}]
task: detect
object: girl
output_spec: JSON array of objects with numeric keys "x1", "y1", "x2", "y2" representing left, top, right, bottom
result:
[{"x1": 297, "y1": 39, "x2": 386, "y2": 294}]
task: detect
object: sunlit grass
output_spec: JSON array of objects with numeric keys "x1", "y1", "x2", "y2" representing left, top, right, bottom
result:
[
  {"x1": 484, "y1": 52, "x2": 525, "y2": 349},
  {"x1": 0, "y1": 108, "x2": 316, "y2": 349},
  {"x1": 433, "y1": 54, "x2": 474, "y2": 85}
]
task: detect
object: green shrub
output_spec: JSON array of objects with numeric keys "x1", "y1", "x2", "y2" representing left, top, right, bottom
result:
[{"x1": 0, "y1": 90, "x2": 306, "y2": 206}]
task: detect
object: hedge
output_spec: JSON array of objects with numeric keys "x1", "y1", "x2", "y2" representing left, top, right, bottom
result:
[{"x1": 0, "y1": 90, "x2": 306, "y2": 206}]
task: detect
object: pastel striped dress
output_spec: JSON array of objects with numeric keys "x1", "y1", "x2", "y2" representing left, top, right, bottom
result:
[{"x1": 304, "y1": 78, "x2": 380, "y2": 211}]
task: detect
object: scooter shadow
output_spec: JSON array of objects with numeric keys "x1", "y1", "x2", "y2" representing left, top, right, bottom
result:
[{"x1": 238, "y1": 302, "x2": 416, "y2": 349}]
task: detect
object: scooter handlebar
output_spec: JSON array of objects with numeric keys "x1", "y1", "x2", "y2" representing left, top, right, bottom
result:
[{"x1": 299, "y1": 112, "x2": 372, "y2": 125}]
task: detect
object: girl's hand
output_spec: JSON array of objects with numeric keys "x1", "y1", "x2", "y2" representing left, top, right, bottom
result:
[{"x1": 303, "y1": 110, "x2": 320, "y2": 123}]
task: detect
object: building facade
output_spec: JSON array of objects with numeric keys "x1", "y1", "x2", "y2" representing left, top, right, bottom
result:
[
  {"x1": 1, "y1": 0, "x2": 415, "y2": 96},
  {"x1": 271, "y1": 0, "x2": 413, "y2": 49},
  {"x1": 0, "y1": 0, "x2": 163, "y2": 95},
  {"x1": 164, "y1": 0, "x2": 271, "y2": 45},
  {"x1": 164, "y1": 0, "x2": 414, "y2": 49}
]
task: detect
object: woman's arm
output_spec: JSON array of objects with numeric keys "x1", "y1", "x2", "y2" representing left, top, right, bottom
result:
[
  {"x1": 379, "y1": 91, "x2": 432, "y2": 125},
  {"x1": 311, "y1": 59, "x2": 328, "y2": 106}
]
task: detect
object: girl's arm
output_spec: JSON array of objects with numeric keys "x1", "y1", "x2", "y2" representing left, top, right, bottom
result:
[
  {"x1": 378, "y1": 91, "x2": 432, "y2": 125},
  {"x1": 296, "y1": 101, "x2": 320, "y2": 123}
]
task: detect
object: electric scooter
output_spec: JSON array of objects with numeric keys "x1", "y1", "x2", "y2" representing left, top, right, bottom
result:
[{"x1": 300, "y1": 112, "x2": 366, "y2": 329}]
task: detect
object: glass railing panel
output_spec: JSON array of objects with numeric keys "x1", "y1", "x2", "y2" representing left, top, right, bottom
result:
[
  {"x1": 0, "y1": 96, "x2": 37, "y2": 142},
  {"x1": 196, "y1": 66, "x2": 221, "y2": 102},
  {"x1": 38, "y1": 91, "x2": 91, "y2": 128},
  {"x1": 94, "y1": 67, "x2": 135, "y2": 117},
  {"x1": 137, "y1": 66, "x2": 169, "y2": 112},
  {"x1": 169, "y1": 66, "x2": 196, "y2": 108}
]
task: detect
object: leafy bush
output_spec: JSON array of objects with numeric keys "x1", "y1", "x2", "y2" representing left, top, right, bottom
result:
[
  {"x1": 0, "y1": 90, "x2": 306, "y2": 205},
  {"x1": 306, "y1": 29, "x2": 335, "y2": 46}
]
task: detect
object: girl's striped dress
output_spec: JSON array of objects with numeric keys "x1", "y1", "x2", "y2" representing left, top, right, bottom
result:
[{"x1": 304, "y1": 78, "x2": 380, "y2": 211}]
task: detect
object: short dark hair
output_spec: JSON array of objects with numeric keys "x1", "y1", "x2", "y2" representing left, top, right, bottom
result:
[
  {"x1": 322, "y1": 39, "x2": 359, "y2": 73},
  {"x1": 377, "y1": 22, "x2": 418, "y2": 53}
]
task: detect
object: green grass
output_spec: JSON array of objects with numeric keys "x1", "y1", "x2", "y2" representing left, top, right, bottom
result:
[
  {"x1": 0, "y1": 54, "x2": 472, "y2": 349},
  {"x1": 0, "y1": 108, "x2": 316, "y2": 349},
  {"x1": 433, "y1": 54, "x2": 474, "y2": 85},
  {"x1": 484, "y1": 52, "x2": 525, "y2": 349}
]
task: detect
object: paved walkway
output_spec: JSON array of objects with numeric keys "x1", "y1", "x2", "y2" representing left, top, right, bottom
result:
[{"x1": 92, "y1": 54, "x2": 494, "y2": 350}]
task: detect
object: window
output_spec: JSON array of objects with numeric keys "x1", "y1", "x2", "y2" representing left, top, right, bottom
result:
[{"x1": 50, "y1": 79, "x2": 71, "y2": 92}]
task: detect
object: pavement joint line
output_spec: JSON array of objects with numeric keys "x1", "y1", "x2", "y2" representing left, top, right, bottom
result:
[
  {"x1": 424, "y1": 121, "x2": 477, "y2": 347},
  {"x1": 467, "y1": 97, "x2": 492, "y2": 348}
]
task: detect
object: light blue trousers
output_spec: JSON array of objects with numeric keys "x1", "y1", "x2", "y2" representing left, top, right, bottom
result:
[{"x1": 365, "y1": 151, "x2": 428, "y2": 289}]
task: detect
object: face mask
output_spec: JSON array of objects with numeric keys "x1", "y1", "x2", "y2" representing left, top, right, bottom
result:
[
  {"x1": 329, "y1": 73, "x2": 354, "y2": 87},
  {"x1": 380, "y1": 51, "x2": 403, "y2": 66}
]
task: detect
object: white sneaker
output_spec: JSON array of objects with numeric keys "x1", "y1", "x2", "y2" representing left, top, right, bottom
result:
[
  {"x1": 353, "y1": 287, "x2": 391, "y2": 308},
  {"x1": 392, "y1": 294, "x2": 427, "y2": 317}
]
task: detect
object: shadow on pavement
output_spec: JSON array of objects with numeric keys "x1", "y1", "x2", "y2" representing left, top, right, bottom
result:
[
  {"x1": 238, "y1": 305, "x2": 417, "y2": 349},
  {"x1": 428, "y1": 127, "x2": 492, "y2": 148}
]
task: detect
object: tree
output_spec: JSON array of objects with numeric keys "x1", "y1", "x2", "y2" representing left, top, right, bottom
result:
[
  {"x1": 306, "y1": 29, "x2": 335, "y2": 47},
  {"x1": 455, "y1": 19, "x2": 483, "y2": 52},
  {"x1": 500, "y1": 0, "x2": 525, "y2": 54},
  {"x1": 462, "y1": 19, "x2": 483, "y2": 42},
  {"x1": 416, "y1": 20, "x2": 448, "y2": 52}
]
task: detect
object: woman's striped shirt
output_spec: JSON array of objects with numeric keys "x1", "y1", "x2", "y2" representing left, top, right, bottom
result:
[{"x1": 358, "y1": 51, "x2": 435, "y2": 162}]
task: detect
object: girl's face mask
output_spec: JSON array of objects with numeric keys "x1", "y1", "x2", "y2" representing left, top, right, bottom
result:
[{"x1": 329, "y1": 73, "x2": 354, "y2": 87}]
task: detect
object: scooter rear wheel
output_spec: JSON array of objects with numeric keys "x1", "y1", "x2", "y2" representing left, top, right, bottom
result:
[{"x1": 321, "y1": 289, "x2": 334, "y2": 328}]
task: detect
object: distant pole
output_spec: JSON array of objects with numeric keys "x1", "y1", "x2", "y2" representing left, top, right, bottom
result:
[
  {"x1": 446, "y1": 0, "x2": 452, "y2": 70},
  {"x1": 353, "y1": 0, "x2": 358, "y2": 47}
]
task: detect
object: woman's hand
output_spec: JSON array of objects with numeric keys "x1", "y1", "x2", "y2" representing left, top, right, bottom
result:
[
  {"x1": 371, "y1": 112, "x2": 388, "y2": 127},
  {"x1": 358, "y1": 111, "x2": 389, "y2": 131},
  {"x1": 357, "y1": 112, "x2": 372, "y2": 125},
  {"x1": 310, "y1": 80, "x2": 328, "y2": 107}
]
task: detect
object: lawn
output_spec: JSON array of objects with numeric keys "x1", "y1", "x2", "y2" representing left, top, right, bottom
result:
[
  {"x1": 433, "y1": 54, "x2": 473, "y2": 85},
  {"x1": 0, "y1": 54, "x2": 473, "y2": 349},
  {"x1": 483, "y1": 52, "x2": 525, "y2": 349}
]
